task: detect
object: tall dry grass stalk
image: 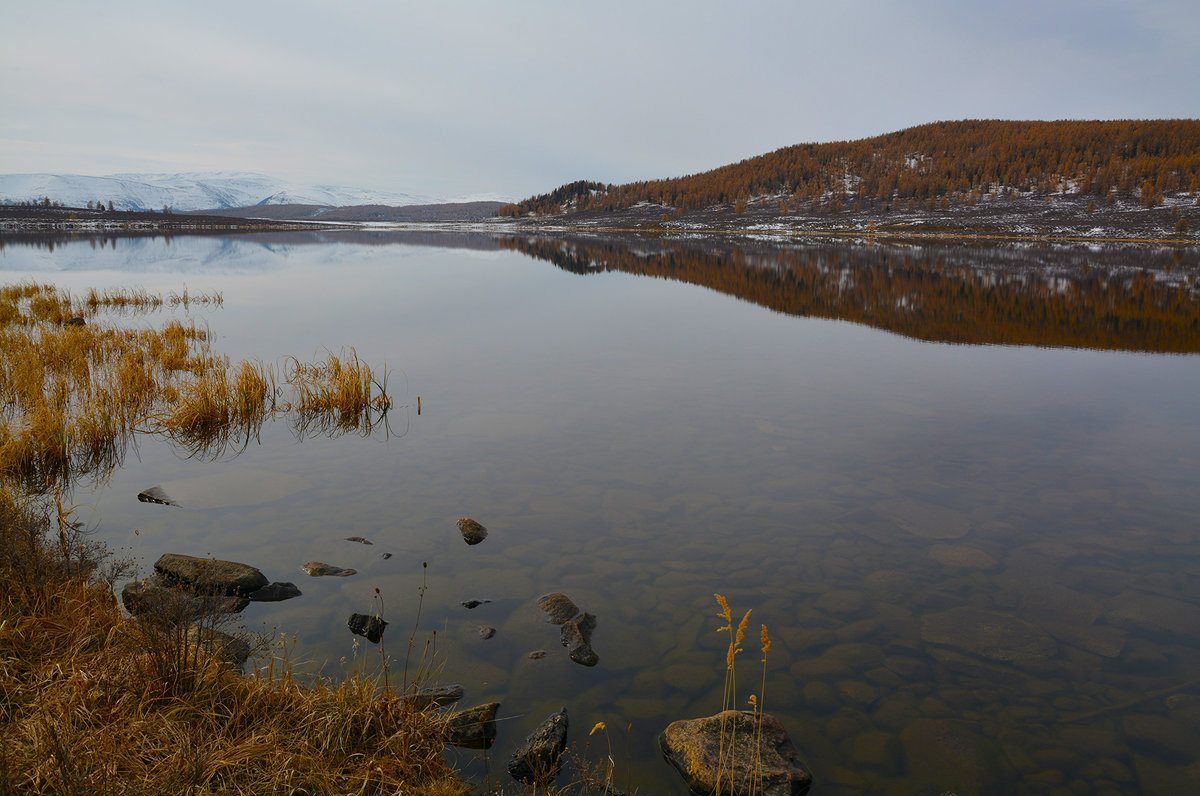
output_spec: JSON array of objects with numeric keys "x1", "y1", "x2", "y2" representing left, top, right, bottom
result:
[
  {"x1": 713, "y1": 593, "x2": 770, "y2": 796},
  {"x1": 0, "y1": 283, "x2": 391, "y2": 494}
]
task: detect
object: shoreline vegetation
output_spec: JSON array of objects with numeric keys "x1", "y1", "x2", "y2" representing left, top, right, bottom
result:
[{"x1": 0, "y1": 284, "x2": 476, "y2": 794}]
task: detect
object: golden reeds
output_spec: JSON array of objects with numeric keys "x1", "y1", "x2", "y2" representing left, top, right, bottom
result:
[
  {"x1": 713, "y1": 593, "x2": 771, "y2": 796},
  {"x1": 0, "y1": 283, "x2": 390, "y2": 493}
]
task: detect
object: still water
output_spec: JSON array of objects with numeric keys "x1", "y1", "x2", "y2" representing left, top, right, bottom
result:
[{"x1": 3, "y1": 230, "x2": 1200, "y2": 794}]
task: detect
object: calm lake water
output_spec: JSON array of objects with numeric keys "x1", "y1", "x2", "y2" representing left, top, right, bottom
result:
[{"x1": 3, "y1": 230, "x2": 1200, "y2": 794}]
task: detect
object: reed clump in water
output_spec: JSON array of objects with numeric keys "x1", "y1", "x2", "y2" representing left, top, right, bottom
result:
[
  {"x1": 0, "y1": 283, "x2": 391, "y2": 492},
  {"x1": 0, "y1": 493, "x2": 467, "y2": 795}
]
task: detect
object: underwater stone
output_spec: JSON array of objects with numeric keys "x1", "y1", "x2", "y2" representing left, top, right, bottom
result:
[
  {"x1": 248, "y1": 581, "x2": 302, "y2": 602},
  {"x1": 922, "y1": 607, "x2": 1057, "y2": 665},
  {"x1": 660, "y1": 710, "x2": 812, "y2": 796},
  {"x1": 301, "y1": 562, "x2": 357, "y2": 577}
]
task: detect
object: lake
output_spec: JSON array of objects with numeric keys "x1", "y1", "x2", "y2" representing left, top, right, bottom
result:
[{"x1": 3, "y1": 229, "x2": 1199, "y2": 794}]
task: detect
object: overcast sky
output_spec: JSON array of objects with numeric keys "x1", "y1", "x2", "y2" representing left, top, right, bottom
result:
[{"x1": 3, "y1": 0, "x2": 1198, "y2": 200}]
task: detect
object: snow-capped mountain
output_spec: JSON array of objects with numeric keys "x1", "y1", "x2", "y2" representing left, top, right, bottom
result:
[{"x1": 0, "y1": 172, "x2": 443, "y2": 212}]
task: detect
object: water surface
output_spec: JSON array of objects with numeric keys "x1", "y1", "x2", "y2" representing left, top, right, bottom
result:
[{"x1": 3, "y1": 231, "x2": 1199, "y2": 794}]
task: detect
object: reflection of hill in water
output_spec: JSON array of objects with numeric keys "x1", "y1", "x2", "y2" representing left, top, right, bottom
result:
[{"x1": 501, "y1": 235, "x2": 1200, "y2": 353}]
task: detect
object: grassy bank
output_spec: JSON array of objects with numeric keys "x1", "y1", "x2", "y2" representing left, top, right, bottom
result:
[{"x1": 0, "y1": 282, "x2": 467, "y2": 794}]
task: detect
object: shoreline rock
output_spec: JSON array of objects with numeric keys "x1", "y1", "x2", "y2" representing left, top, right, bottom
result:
[{"x1": 660, "y1": 710, "x2": 812, "y2": 796}]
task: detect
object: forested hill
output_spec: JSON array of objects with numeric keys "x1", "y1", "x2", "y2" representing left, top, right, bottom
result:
[{"x1": 500, "y1": 120, "x2": 1200, "y2": 217}]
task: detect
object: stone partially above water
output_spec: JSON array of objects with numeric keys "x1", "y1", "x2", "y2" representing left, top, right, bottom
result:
[
  {"x1": 347, "y1": 613, "x2": 387, "y2": 643},
  {"x1": 922, "y1": 607, "x2": 1057, "y2": 665},
  {"x1": 660, "y1": 710, "x2": 812, "y2": 796},
  {"x1": 137, "y1": 486, "x2": 178, "y2": 506},
  {"x1": 302, "y1": 562, "x2": 357, "y2": 577},
  {"x1": 534, "y1": 592, "x2": 599, "y2": 666},
  {"x1": 457, "y1": 517, "x2": 488, "y2": 545},
  {"x1": 446, "y1": 702, "x2": 500, "y2": 749},
  {"x1": 507, "y1": 708, "x2": 569, "y2": 786},
  {"x1": 153, "y1": 553, "x2": 268, "y2": 597},
  {"x1": 121, "y1": 577, "x2": 249, "y2": 617},
  {"x1": 248, "y1": 581, "x2": 302, "y2": 602}
]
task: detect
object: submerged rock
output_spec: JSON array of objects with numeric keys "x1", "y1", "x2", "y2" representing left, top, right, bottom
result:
[
  {"x1": 457, "y1": 517, "x2": 488, "y2": 545},
  {"x1": 901, "y1": 718, "x2": 1010, "y2": 796},
  {"x1": 922, "y1": 607, "x2": 1057, "y2": 665},
  {"x1": 153, "y1": 553, "x2": 268, "y2": 597},
  {"x1": 536, "y1": 592, "x2": 581, "y2": 624},
  {"x1": 248, "y1": 581, "x2": 302, "y2": 602},
  {"x1": 446, "y1": 702, "x2": 500, "y2": 749},
  {"x1": 508, "y1": 708, "x2": 569, "y2": 785},
  {"x1": 347, "y1": 613, "x2": 388, "y2": 644},
  {"x1": 660, "y1": 710, "x2": 812, "y2": 796},
  {"x1": 461, "y1": 598, "x2": 491, "y2": 609},
  {"x1": 302, "y1": 561, "x2": 357, "y2": 577},
  {"x1": 478, "y1": 625, "x2": 496, "y2": 640}
]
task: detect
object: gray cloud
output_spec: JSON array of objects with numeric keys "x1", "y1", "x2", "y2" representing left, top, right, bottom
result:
[{"x1": 3, "y1": 0, "x2": 1197, "y2": 200}]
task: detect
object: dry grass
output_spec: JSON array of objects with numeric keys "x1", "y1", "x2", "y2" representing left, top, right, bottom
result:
[
  {"x1": 0, "y1": 494, "x2": 467, "y2": 796},
  {"x1": 0, "y1": 283, "x2": 391, "y2": 492}
]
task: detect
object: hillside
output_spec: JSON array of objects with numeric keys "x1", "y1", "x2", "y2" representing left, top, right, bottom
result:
[{"x1": 500, "y1": 120, "x2": 1200, "y2": 221}]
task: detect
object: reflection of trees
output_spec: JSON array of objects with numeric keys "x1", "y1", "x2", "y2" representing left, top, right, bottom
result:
[{"x1": 500, "y1": 235, "x2": 1200, "y2": 353}]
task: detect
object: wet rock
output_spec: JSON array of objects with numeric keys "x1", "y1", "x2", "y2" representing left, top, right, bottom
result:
[
  {"x1": 446, "y1": 702, "x2": 499, "y2": 749},
  {"x1": 248, "y1": 581, "x2": 302, "y2": 602},
  {"x1": 302, "y1": 561, "x2": 357, "y2": 577},
  {"x1": 121, "y1": 578, "x2": 248, "y2": 617},
  {"x1": 347, "y1": 613, "x2": 387, "y2": 644},
  {"x1": 153, "y1": 553, "x2": 268, "y2": 597},
  {"x1": 477, "y1": 625, "x2": 496, "y2": 640},
  {"x1": 922, "y1": 607, "x2": 1057, "y2": 665},
  {"x1": 379, "y1": 552, "x2": 393, "y2": 560},
  {"x1": 901, "y1": 718, "x2": 1009, "y2": 796},
  {"x1": 461, "y1": 598, "x2": 491, "y2": 609},
  {"x1": 508, "y1": 708, "x2": 569, "y2": 786},
  {"x1": 528, "y1": 650, "x2": 547, "y2": 660},
  {"x1": 409, "y1": 683, "x2": 465, "y2": 710},
  {"x1": 660, "y1": 710, "x2": 812, "y2": 796},
  {"x1": 137, "y1": 486, "x2": 179, "y2": 506},
  {"x1": 344, "y1": 536, "x2": 373, "y2": 545},
  {"x1": 560, "y1": 611, "x2": 599, "y2": 666},
  {"x1": 457, "y1": 517, "x2": 488, "y2": 545},
  {"x1": 536, "y1": 592, "x2": 581, "y2": 624}
]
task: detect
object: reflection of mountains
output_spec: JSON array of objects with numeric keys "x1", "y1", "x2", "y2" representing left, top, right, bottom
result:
[{"x1": 501, "y1": 235, "x2": 1200, "y2": 353}]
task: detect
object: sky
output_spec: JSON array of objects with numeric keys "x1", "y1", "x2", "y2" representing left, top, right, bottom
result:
[{"x1": 2, "y1": 0, "x2": 1198, "y2": 201}]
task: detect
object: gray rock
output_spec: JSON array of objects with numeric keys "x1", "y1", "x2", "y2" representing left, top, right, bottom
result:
[
  {"x1": 446, "y1": 702, "x2": 500, "y2": 749},
  {"x1": 301, "y1": 561, "x2": 357, "y2": 577},
  {"x1": 508, "y1": 708, "x2": 569, "y2": 785},
  {"x1": 153, "y1": 553, "x2": 268, "y2": 596},
  {"x1": 344, "y1": 536, "x2": 373, "y2": 545},
  {"x1": 248, "y1": 581, "x2": 302, "y2": 602},
  {"x1": 457, "y1": 517, "x2": 488, "y2": 545},
  {"x1": 478, "y1": 625, "x2": 496, "y2": 640},
  {"x1": 461, "y1": 598, "x2": 490, "y2": 609},
  {"x1": 121, "y1": 577, "x2": 248, "y2": 617},
  {"x1": 187, "y1": 626, "x2": 252, "y2": 672},
  {"x1": 409, "y1": 683, "x2": 466, "y2": 710},
  {"x1": 560, "y1": 611, "x2": 599, "y2": 666},
  {"x1": 137, "y1": 486, "x2": 179, "y2": 506},
  {"x1": 347, "y1": 613, "x2": 388, "y2": 644},
  {"x1": 660, "y1": 710, "x2": 812, "y2": 796}
]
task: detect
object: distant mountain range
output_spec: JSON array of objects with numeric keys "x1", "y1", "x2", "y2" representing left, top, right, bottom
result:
[{"x1": 0, "y1": 171, "x2": 510, "y2": 213}]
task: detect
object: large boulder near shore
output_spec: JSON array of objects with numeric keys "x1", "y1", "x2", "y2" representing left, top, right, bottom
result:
[
  {"x1": 122, "y1": 577, "x2": 248, "y2": 617},
  {"x1": 154, "y1": 553, "x2": 268, "y2": 597},
  {"x1": 660, "y1": 710, "x2": 812, "y2": 796},
  {"x1": 446, "y1": 702, "x2": 500, "y2": 749},
  {"x1": 508, "y1": 708, "x2": 569, "y2": 785}
]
